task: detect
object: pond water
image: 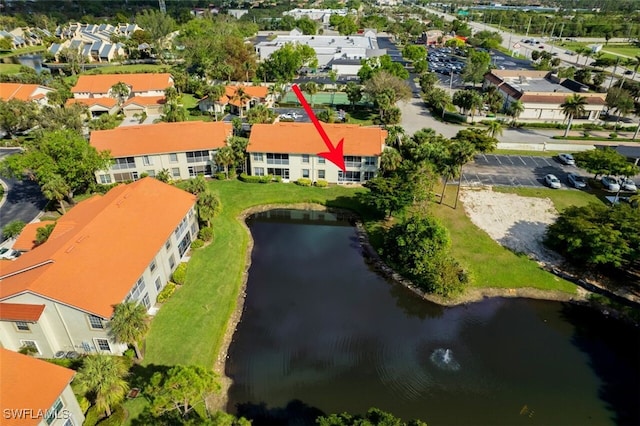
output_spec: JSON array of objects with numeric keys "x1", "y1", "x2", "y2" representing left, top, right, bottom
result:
[
  {"x1": 14, "y1": 54, "x2": 43, "y2": 73},
  {"x1": 226, "y1": 209, "x2": 640, "y2": 425}
]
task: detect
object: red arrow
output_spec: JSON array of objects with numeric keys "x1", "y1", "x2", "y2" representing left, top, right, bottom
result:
[{"x1": 291, "y1": 84, "x2": 346, "y2": 171}]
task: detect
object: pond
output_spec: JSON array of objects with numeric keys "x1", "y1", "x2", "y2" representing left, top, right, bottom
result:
[{"x1": 226, "y1": 209, "x2": 640, "y2": 425}]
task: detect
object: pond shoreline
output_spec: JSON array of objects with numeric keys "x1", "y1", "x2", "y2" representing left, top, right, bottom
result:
[{"x1": 209, "y1": 203, "x2": 595, "y2": 412}]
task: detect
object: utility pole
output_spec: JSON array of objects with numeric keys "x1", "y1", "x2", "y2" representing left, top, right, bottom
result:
[{"x1": 525, "y1": 16, "x2": 532, "y2": 38}]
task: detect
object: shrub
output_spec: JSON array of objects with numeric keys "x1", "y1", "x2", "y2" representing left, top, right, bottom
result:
[
  {"x1": 123, "y1": 348, "x2": 135, "y2": 360},
  {"x1": 609, "y1": 132, "x2": 618, "y2": 138},
  {"x1": 315, "y1": 179, "x2": 328, "y2": 187},
  {"x1": 157, "y1": 282, "x2": 177, "y2": 303},
  {"x1": 295, "y1": 178, "x2": 312, "y2": 186},
  {"x1": 274, "y1": 175, "x2": 283, "y2": 183},
  {"x1": 215, "y1": 172, "x2": 226, "y2": 180},
  {"x1": 99, "y1": 405, "x2": 126, "y2": 426},
  {"x1": 239, "y1": 173, "x2": 262, "y2": 183},
  {"x1": 83, "y1": 406, "x2": 101, "y2": 426},
  {"x1": 172, "y1": 263, "x2": 188, "y2": 285},
  {"x1": 228, "y1": 170, "x2": 237, "y2": 180},
  {"x1": 259, "y1": 174, "x2": 272, "y2": 183},
  {"x1": 190, "y1": 239, "x2": 204, "y2": 249},
  {"x1": 198, "y1": 226, "x2": 214, "y2": 242}
]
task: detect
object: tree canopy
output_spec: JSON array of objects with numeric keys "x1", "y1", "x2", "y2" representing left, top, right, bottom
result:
[
  {"x1": 317, "y1": 407, "x2": 427, "y2": 426},
  {"x1": 462, "y1": 49, "x2": 491, "y2": 86},
  {"x1": 573, "y1": 148, "x2": 639, "y2": 178},
  {"x1": 358, "y1": 55, "x2": 409, "y2": 82},
  {"x1": 258, "y1": 43, "x2": 317, "y2": 82}
]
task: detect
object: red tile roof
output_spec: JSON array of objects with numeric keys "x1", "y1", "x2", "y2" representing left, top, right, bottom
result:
[
  {"x1": 248, "y1": 123, "x2": 387, "y2": 156},
  {"x1": 0, "y1": 303, "x2": 45, "y2": 321},
  {"x1": 0, "y1": 83, "x2": 51, "y2": 102},
  {"x1": 0, "y1": 178, "x2": 196, "y2": 318},
  {"x1": 13, "y1": 221, "x2": 56, "y2": 252},
  {"x1": 0, "y1": 348, "x2": 75, "y2": 426},
  {"x1": 90, "y1": 121, "x2": 232, "y2": 157},
  {"x1": 66, "y1": 97, "x2": 118, "y2": 108},
  {"x1": 71, "y1": 73, "x2": 173, "y2": 94},
  {"x1": 123, "y1": 95, "x2": 166, "y2": 107},
  {"x1": 201, "y1": 85, "x2": 270, "y2": 107}
]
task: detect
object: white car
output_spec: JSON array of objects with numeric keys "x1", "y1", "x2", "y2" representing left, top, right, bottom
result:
[
  {"x1": 0, "y1": 249, "x2": 21, "y2": 260},
  {"x1": 544, "y1": 174, "x2": 561, "y2": 189},
  {"x1": 567, "y1": 173, "x2": 587, "y2": 189},
  {"x1": 601, "y1": 176, "x2": 621, "y2": 192},
  {"x1": 558, "y1": 153, "x2": 575, "y2": 165},
  {"x1": 291, "y1": 112, "x2": 302, "y2": 119},
  {"x1": 620, "y1": 178, "x2": 637, "y2": 192},
  {"x1": 279, "y1": 113, "x2": 292, "y2": 120}
]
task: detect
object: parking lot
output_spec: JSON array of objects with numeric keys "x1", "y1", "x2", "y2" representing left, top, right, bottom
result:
[{"x1": 462, "y1": 154, "x2": 586, "y2": 189}]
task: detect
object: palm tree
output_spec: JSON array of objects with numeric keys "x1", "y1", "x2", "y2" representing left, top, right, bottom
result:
[
  {"x1": 633, "y1": 102, "x2": 640, "y2": 140},
  {"x1": 449, "y1": 140, "x2": 476, "y2": 209},
  {"x1": 233, "y1": 87, "x2": 251, "y2": 118},
  {"x1": 380, "y1": 147, "x2": 402, "y2": 174},
  {"x1": 109, "y1": 82, "x2": 130, "y2": 107},
  {"x1": 630, "y1": 55, "x2": 640, "y2": 80},
  {"x1": 41, "y1": 174, "x2": 70, "y2": 214},
  {"x1": 439, "y1": 154, "x2": 458, "y2": 205},
  {"x1": 75, "y1": 355, "x2": 129, "y2": 418},
  {"x1": 247, "y1": 104, "x2": 276, "y2": 124},
  {"x1": 486, "y1": 120, "x2": 503, "y2": 139},
  {"x1": 214, "y1": 145, "x2": 236, "y2": 179},
  {"x1": 108, "y1": 302, "x2": 149, "y2": 360},
  {"x1": 507, "y1": 100, "x2": 524, "y2": 125},
  {"x1": 424, "y1": 87, "x2": 452, "y2": 119},
  {"x1": 197, "y1": 190, "x2": 221, "y2": 227},
  {"x1": 560, "y1": 94, "x2": 588, "y2": 137},
  {"x1": 613, "y1": 94, "x2": 634, "y2": 129},
  {"x1": 204, "y1": 85, "x2": 226, "y2": 120},
  {"x1": 302, "y1": 82, "x2": 318, "y2": 107},
  {"x1": 384, "y1": 125, "x2": 405, "y2": 149}
]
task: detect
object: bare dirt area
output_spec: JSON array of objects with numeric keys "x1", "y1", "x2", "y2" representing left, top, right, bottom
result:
[{"x1": 459, "y1": 187, "x2": 563, "y2": 265}]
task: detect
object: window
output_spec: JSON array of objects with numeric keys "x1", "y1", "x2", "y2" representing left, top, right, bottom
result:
[
  {"x1": 15, "y1": 321, "x2": 30, "y2": 331},
  {"x1": 302, "y1": 169, "x2": 309, "y2": 178},
  {"x1": 142, "y1": 155, "x2": 153, "y2": 166},
  {"x1": 95, "y1": 338, "x2": 111, "y2": 352},
  {"x1": 146, "y1": 170, "x2": 155, "y2": 177},
  {"x1": 364, "y1": 171, "x2": 375, "y2": 181},
  {"x1": 174, "y1": 216, "x2": 188, "y2": 238},
  {"x1": 302, "y1": 154, "x2": 310, "y2": 163},
  {"x1": 178, "y1": 232, "x2": 191, "y2": 257},
  {"x1": 113, "y1": 171, "x2": 139, "y2": 183},
  {"x1": 165, "y1": 238, "x2": 172, "y2": 251},
  {"x1": 99, "y1": 174, "x2": 112, "y2": 184},
  {"x1": 127, "y1": 277, "x2": 145, "y2": 302},
  {"x1": 88, "y1": 315, "x2": 103, "y2": 329},
  {"x1": 254, "y1": 167, "x2": 265, "y2": 176},
  {"x1": 186, "y1": 150, "x2": 210, "y2": 163},
  {"x1": 150, "y1": 259, "x2": 157, "y2": 273},
  {"x1": 20, "y1": 340, "x2": 39, "y2": 355},
  {"x1": 267, "y1": 168, "x2": 289, "y2": 179},
  {"x1": 317, "y1": 169, "x2": 325, "y2": 179},
  {"x1": 141, "y1": 293, "x2": 150, "y2": 309},
  {"x1": 188, "y1": 164, "x2": 212, "y2": 177},
  {"x1": 338, "y1": 171, "x2": 361, "y2": 182},
  {"x1": 155, "y1": 276, "x2": 162, "y2": 291},
  {"x1": 191, "y1": 222, "x2": 197, "y2": 236},
  {"x1": 169, "y1": 254, "x2": 176, "y2": 270},
  {"x1": 344, "y1": 156, "x2": 362, "y2": 168},
  {"x1": 112, "y1": 157, "x2": 135, "y2": 170},
  {"x1": 266, "y1": 153, "x2": 289, "y2": 165},
  {"x1": 252, "y1": 153, "x2": 264, "y2": 162},
  {"x1": 169, "y1": 153, "x2": 178, "y2": 163},
  {"x1": 172, "y1": 168, "x2": 181, "y2": 178},
  {"x1": 364, "y1": 156, "x2": 377, "y2": 166},
  {"x1": 317, "y1": 157, "x2": 325, "y2": 164},
  {"x1": 45, "y1": 398, "x2": 63, "y2": 425}
]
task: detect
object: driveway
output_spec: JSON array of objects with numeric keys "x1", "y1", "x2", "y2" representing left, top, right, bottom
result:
[
  {"x1": 119, "y1": 114, "x2": 161, "y2": 127},
  {"x1": 0, "y1": 148, "x2": 47, "y2": 243}
]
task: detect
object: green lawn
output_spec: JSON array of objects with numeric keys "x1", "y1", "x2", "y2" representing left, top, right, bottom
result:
[
  {"x1": 601, "y1": 44, "x2": 640, "y2": 58},
  {"x1": 0, "y1": 63, "x2": 22, "y2": 74},
  {"x1": 84, "y1": 64, "x2": 172, "y2": 74},
  {"x1": 181, "y1": 93, "x2": 199, "y2": 109},
  {"x1": 492, "y1": 186, "x2": 601, "y2": 212},
  {"x1": 493, "y1": 149, "x2": 556, "y2": 157},
  {"x1": 0, "y1": 45, "x2": 45, "y2": 59},
  {"x1": 432, "y1": 186, "x2": 578, "y2": 292}
]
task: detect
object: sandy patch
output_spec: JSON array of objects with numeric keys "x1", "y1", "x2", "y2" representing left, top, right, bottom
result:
[{"x1": 459, "y1": 188, "x2": 563, "y2": 265}]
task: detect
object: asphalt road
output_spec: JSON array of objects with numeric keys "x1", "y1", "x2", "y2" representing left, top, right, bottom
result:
[
  {"x1": 462, "y1": 153, "x2": 587, "y2": 189},
  {"x1": 0, "y1": 148, "x2": 47, "y2": 243}
]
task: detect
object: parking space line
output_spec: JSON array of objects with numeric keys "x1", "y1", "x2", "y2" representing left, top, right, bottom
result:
[{"x1": 518, "y1": 156, "x2": 527, "y2": 165}]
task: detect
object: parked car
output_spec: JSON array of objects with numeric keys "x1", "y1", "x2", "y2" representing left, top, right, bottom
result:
[
  {"x1": 620, "y1": 177, "x2": 637, "y2": 192},
  {"x1": 601, "y1": 176, "x2": 621, "y2": 192},
  {"x1": 0, "y1": 248, "x2": 8, "y2": 258},
  {"x1": 557, "y1": 153, "x2": 575, "y2": 165},
  {"x1": 0, "y1": 249, "x2": 20, "y2": 260},
  {"x1": 544, "y1": 174, "x2": 561, "y2": 189},
  {"x1": 567, "y1": 173, "x2": 587, "y2": 189}
]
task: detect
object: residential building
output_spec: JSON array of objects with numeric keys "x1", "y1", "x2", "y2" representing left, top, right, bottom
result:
[
  {"x1": 12, "y1": 221, "x2": 56, "y2": 252},
  {"x1": 283, "y1": 8, "x2": 355, "y2": 25},
  {"x1": 483, "y1": 70, "x2": 607, "y2": 121},
  {"x1": 0, "y1": 348, "x2": 85, "y2": 426},
  {"x1": 0, "y1": 178, "x2": 198, "y2": 357},
  {"x1": 255, "y1": 29, "x2": 385, "y2": 72},
  {"x1": 49, "y1": 22, "x2": 141, "y2": 63},
  {"x1": 0, "y1": 83, "x2": 55, "y2": 107},
  {"x1": 90, "y1": 121, "x2": 233, "y2": 183},
  {"x1": 67, "y1": 73, "x2": 173, "y2": 116},
  {"x1": 247, "y1": 122, "x2": 386, "y2": 184},
  {"x1": 197, "y1": 85, "x2": 273, "y2": 116}
]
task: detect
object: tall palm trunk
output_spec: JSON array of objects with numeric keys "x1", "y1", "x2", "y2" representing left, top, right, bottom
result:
[
  {"x1": 633, "y1": 122, "x2": 640, "y2": 140},
  {"x1": 563, "y1": 115, "x2": 573, "y2": 137},
  {"x1": 454, "y1": 164, "x2": 463, "y2": 209},
  {"x1": 133, "y1": 342, "x2": 143, "y2": 360},
  {"x1": 440, "y1": 175, "x2": 449, "y2": 204}
]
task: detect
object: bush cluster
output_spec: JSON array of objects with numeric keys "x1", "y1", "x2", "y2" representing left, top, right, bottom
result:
[
  {"x1": 215, "y1": 172, "x2": 226, "y2": 180},
  {"x1": 157, "y1": 282, "x2": 177, "y2": 303},
  {"x1": 295, "y1": 178, "x2": 312, "y2": 186},
  {"x1": 198, "y1": 227, "x2": 214, "y2": 242},
  {"x1": 172, "y1": 263, "x2": 188, "y2": 285},
  {"x1": 315, "y1": 179, "x2": 329, "y2": 187},
  {"x1": 239, "y1": 173, "x2": 273, "y2": 183},
  {"x1": 190, "y1": 239, "x2": 204, "y2": 249}
]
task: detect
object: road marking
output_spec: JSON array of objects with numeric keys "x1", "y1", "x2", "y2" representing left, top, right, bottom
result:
[{"x1": 519, "y1": 156, "x2": 527, "y2": 165}]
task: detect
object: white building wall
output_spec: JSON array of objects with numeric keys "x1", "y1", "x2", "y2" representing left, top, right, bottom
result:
[
  {"x1": 332, "y1": 63, "x2": 361, "y2": 75},
  {"x1": 43, "y1": 385, "x2": 85, "y2": 426}
]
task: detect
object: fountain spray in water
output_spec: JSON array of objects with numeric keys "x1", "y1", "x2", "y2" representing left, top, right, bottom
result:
[{"x1": 430, "y1": 348, "x2": 460, "y2": 371}]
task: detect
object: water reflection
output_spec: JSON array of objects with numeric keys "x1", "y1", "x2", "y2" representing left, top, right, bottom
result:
[{"x1": 227, "y1": 210, "x2": 640, "y2": 426}]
